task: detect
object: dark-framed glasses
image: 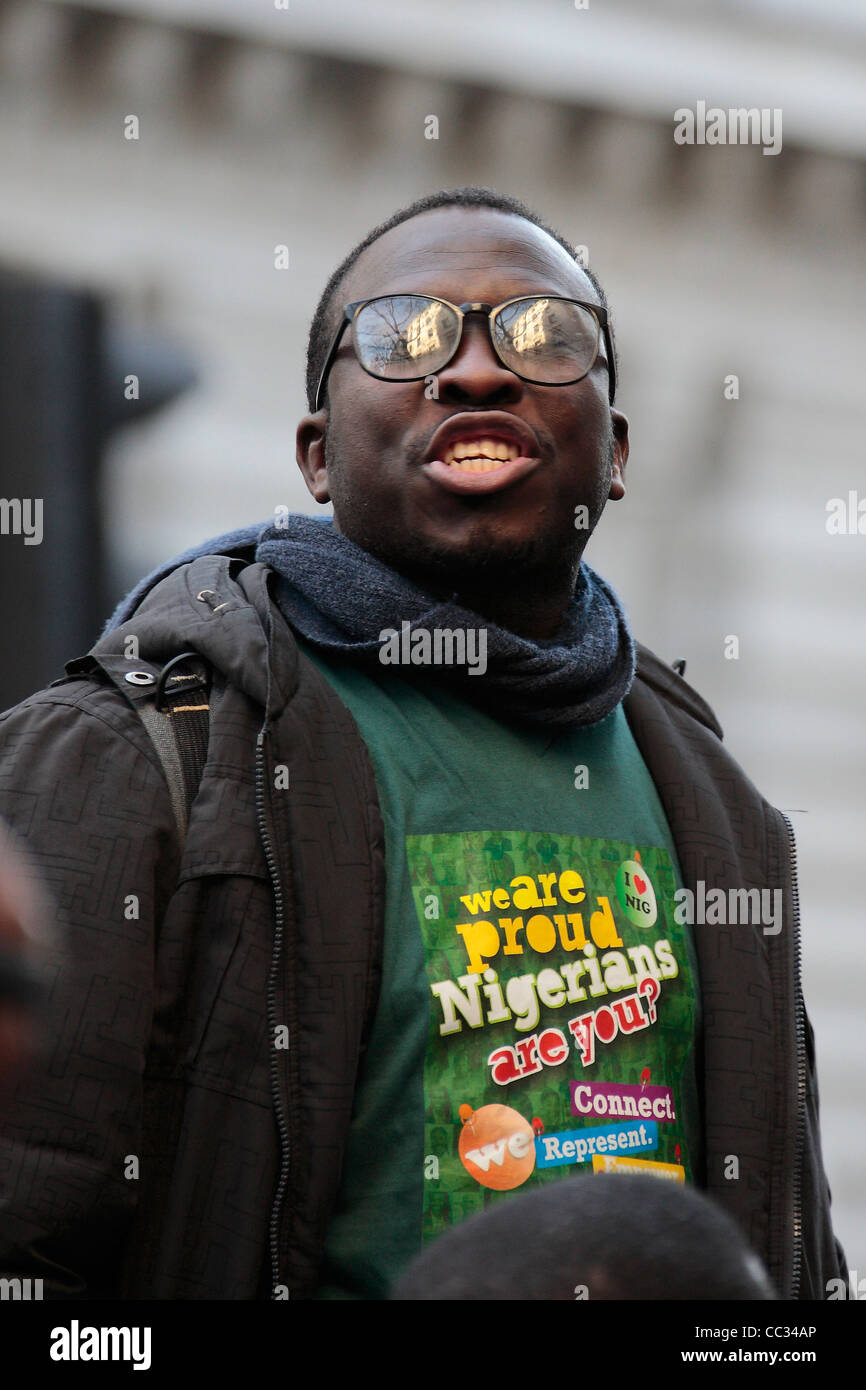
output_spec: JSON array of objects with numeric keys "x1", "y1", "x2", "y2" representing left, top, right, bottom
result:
[{"x1": 314, "y1": 293, "x2": 616, "y2": 410}]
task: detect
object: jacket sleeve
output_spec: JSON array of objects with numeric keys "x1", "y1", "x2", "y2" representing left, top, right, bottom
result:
[
  {"x1": 799, "y1": 1003, "x2": 851, "y2": 1299},
  {"x1": 0, "y1": 681, "x2": 179, "y2": 1298}
]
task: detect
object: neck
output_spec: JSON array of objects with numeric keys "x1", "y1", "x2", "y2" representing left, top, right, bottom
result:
[
  {"x1": 447, "y1": 574, "x2": 577, "y2": 640},
  {"x1": 332, "y1": 517, "x2": 585, "y2": 641},
  {"x1": 399, "y1": 549, "x2": 582, "y2": 641}
]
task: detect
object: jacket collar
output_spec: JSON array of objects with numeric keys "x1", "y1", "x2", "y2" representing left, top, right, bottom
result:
[{"x1": 90, "y1": 554, "x2": 298, "y2": 723}]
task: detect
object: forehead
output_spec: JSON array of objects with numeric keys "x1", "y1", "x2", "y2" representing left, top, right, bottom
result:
[{"x1": 341, "y1": 206, "x2": 597, "y2": 307}]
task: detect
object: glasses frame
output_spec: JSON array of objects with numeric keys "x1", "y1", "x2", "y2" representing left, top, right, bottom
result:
[{"x1": 314, "y1": 293, "x2": 616, "y2": 410}]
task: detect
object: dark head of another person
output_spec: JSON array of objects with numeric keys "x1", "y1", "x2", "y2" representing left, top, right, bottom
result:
[{"x1": 390, "y1": 1174, "x2": 779, "y2": 1301}]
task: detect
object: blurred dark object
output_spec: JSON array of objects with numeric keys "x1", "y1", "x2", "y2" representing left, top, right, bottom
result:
[
  {"x1": 391, "y1": 1173, "x2": 778, "y2": 1300},
  {"x1": 0, "y1": 942, "x2": 44, "y2": 1007},
  {"x1": 0, "y1": 269, "x2": 196, "y2": 712},
  {"x1": 0, "y1": 823, "x2": 50, "y2": 1097}
]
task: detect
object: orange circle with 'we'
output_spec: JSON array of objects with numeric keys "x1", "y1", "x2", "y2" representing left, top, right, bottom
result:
[{"x1": 458, "y1": 1103, "x2": 536, "y2": 1191}]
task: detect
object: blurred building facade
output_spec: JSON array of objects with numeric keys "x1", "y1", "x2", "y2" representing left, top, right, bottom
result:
[{"x1": 0, "y1": 0, "x2": 863, "y2": 1272}]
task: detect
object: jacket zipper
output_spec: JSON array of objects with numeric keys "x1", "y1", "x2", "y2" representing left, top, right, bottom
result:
[
  {"x1": 780, "y1": 811, "x2": 805, "y2": 1300},
  {"x1": 256, "y1": 726, "x2": 292, "y2": 1299}
]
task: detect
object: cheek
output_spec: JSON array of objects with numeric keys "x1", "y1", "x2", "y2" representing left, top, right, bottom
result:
[
  {"x1": 329, "y1": 389, "x2": 427, "y2": 495},
  {"x1": 324, "y1": 399, "x2": 414, "y2": 524},
  {"x1": 329, "y1": 382, "x2": 415, "y2": 456},
  {"x1": 558, "y1": 395, "x2": 613, "y2": 461}
]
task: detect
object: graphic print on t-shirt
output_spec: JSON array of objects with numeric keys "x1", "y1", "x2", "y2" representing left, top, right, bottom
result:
[{"x1": 408, "y1": 830, "x2": 698, "y2": 1240}]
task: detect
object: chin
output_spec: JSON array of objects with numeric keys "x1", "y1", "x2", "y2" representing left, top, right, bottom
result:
[{"x1": 384, "y1": 525, "x2": 583, "y2": 592}]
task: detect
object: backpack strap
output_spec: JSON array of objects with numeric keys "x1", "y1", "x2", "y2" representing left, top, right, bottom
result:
[
  {"x1": 61, "y1": 650, "x2": 211, "y2": 848},
  {"x1": 139, "y1": 652, "x2": 211, "y2": 842}
]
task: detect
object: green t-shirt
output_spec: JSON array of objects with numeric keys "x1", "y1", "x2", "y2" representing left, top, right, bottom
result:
[{"x1": 296, "y1": 642, "x2": 704, "y2": 1300}]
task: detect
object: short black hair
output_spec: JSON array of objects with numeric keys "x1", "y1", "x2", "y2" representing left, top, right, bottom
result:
[{"x1": 304, "y1": 186, "x2": 617, "y2": 411}]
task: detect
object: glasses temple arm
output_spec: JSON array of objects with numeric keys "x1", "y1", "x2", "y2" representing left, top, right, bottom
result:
[
  {"x1": 314, "y1": 315, "x2": 352, "y2": 412},
  {"x1": 602, "y1": 323, "x2": 616, "y2": 404}
]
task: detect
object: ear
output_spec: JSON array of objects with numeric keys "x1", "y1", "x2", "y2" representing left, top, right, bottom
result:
[
  {"x1": 609, "y1": 409, "x2": 629, "y2": 501},
  {"x1": 296, "y1": 409, "x2": 331, "y2": 503}
]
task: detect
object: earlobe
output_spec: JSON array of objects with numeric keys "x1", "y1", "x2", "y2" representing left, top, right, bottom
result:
[
  {"x1": 296, "y1": 411, "x2": 331, "y2": 503},
  {"x1": 609, "y1": 409, "x2": 629, "y2": 501}
]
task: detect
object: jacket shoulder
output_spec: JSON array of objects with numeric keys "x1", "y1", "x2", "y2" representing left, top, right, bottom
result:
[
  {"x1": 0, "y1": 674, "x2": 167, "y2": 773},
  {"x1": 632, "y1": 642, "x2": 724, "y2": 741}
]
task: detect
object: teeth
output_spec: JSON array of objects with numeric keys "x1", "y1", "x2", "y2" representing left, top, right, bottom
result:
[
  {"x1": 443, "y1": 437, "x2": 521, "y2": 468},
  {"x1": 449, "y1": 459, "x2": 502, "y2": 473}
]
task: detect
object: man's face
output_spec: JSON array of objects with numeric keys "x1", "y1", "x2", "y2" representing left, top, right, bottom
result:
[{"x1": 297, "y1": 207, "x2": 628, "y2": 592}]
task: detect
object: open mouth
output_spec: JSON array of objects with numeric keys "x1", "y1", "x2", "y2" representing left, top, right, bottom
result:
[
  {"x1": 421, "y1": 413, "x2": 542, "y2": 496},
  {"x1": 442, "y1": 438, "x2": 522, "y2": 473}
]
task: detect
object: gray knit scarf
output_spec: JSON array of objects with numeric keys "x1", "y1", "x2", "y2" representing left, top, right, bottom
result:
[{"x1": 107, "y1": 515, "x2": 635, "y2": 728}]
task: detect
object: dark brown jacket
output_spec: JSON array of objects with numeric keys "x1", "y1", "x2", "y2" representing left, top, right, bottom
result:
[{"x1": 0, "y1": 554, "x2": 847, "y2": 1298}]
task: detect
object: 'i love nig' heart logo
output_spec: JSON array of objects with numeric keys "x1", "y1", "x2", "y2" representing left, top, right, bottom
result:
[{"x1": 615, "y1": 856, "x2": 658, "y2": 928}]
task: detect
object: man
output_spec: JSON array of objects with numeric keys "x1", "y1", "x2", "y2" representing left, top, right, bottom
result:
[{"x1": 0, "y1": 188, "x2": 847, "y2": 1300}]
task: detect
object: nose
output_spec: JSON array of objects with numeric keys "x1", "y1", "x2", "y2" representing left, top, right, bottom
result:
[{"x1": 434, "y1": 314, "x2": 523, "y2": 406}]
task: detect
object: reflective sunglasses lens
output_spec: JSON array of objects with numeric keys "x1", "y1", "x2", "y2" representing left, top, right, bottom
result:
[
  {"x1": 492, "y1": 298, "x2": 600, "y2": 382},
  {"x1": 353, "y1": 296, "x2": 459, "y2": 379}
]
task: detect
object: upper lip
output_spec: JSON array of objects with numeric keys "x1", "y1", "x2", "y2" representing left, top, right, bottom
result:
[{"x1": 423, "y1": 412, "x2": 542, "y2": 465}]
